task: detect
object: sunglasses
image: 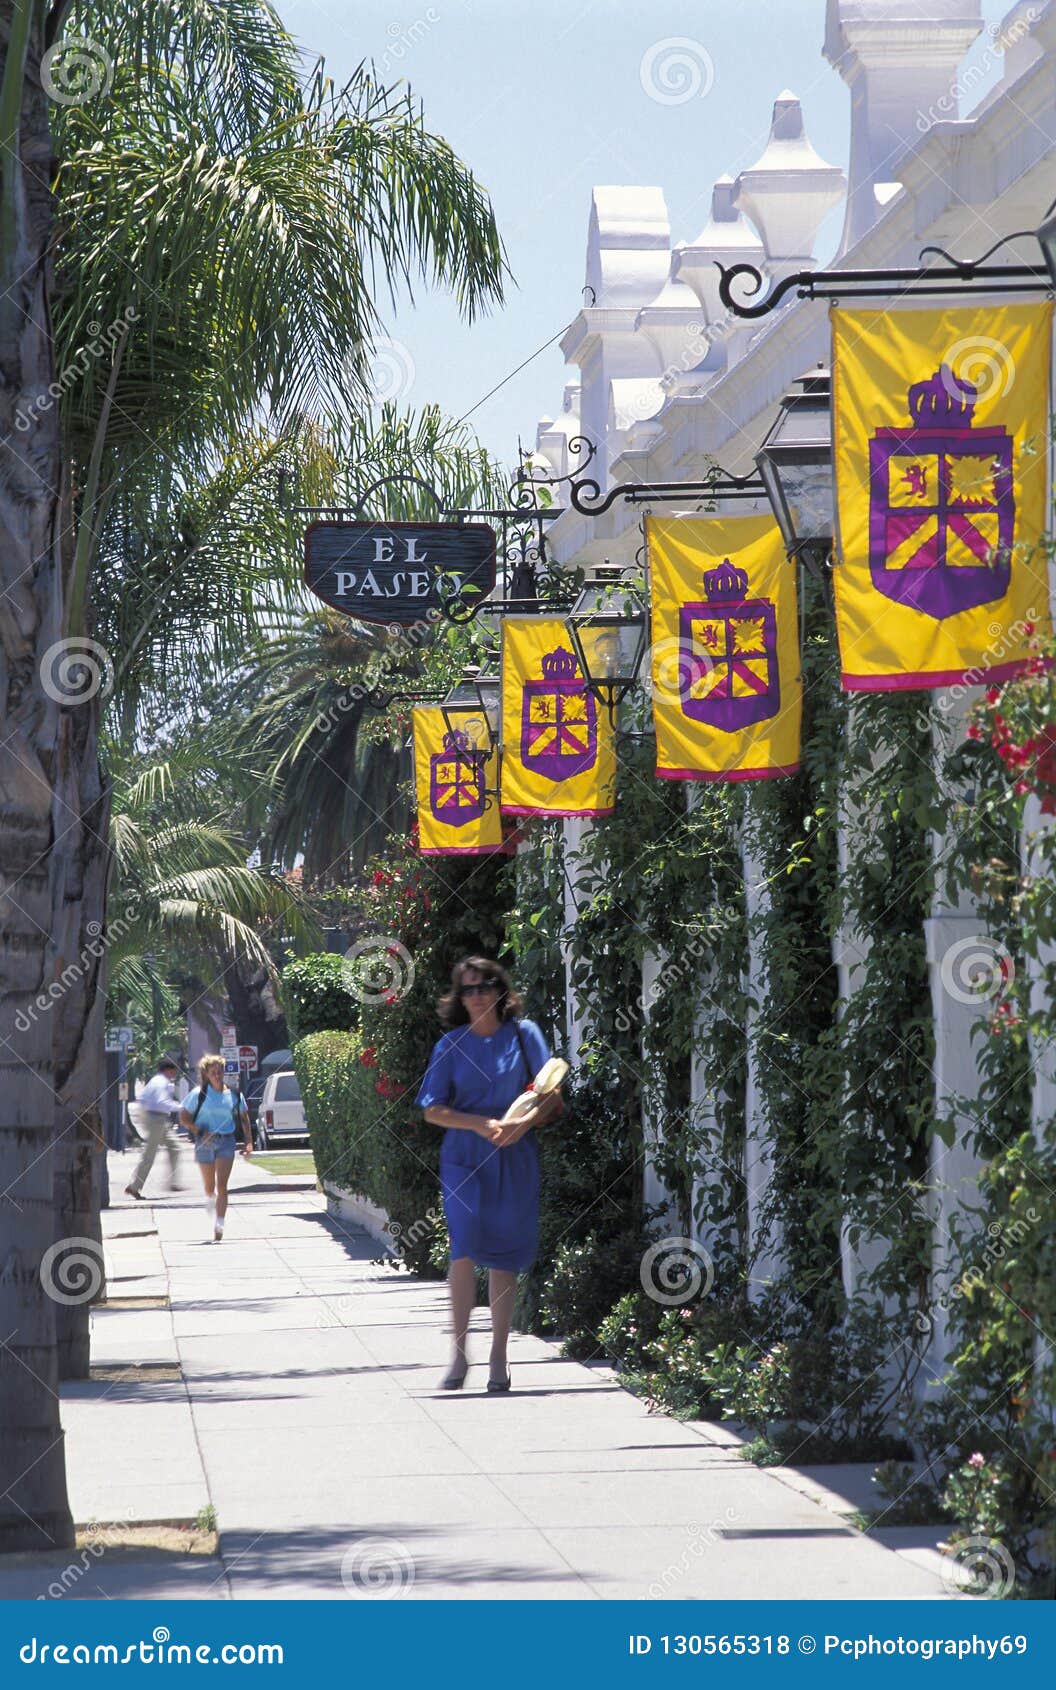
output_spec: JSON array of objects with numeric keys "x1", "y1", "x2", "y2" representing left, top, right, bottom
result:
[{"x1": 461, "y1": 981, "x2": 499, "y2": 997}]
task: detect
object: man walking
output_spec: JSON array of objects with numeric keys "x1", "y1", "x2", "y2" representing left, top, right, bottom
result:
[{"x1": 125, "y1": 1058, "x2": 183, "y2": 1200}]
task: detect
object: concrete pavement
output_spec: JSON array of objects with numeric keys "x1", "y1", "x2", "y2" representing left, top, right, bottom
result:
[{"x1": 3, "y1": 1146, "x2": 954, "y2": 1600}]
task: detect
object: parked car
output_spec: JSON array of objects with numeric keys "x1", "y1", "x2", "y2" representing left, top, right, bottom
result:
[
  {"x1": 243, "y1": 1074, "x2": 267, "y2": 1137},
  {"x1": 256, "y1": 1070, "x2": 308, "y2": 1149}
]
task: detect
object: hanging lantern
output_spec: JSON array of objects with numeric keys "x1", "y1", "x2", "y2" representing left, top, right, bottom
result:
[{"x1": 564, "y1": 566, "x2": 648, "y2": 723}]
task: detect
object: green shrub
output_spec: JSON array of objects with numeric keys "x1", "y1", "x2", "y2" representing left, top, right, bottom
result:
[
  {"x1": 292, "y1": 1027, "x2": 441, "y2": 1277},
  {"x1": 281, "y1": 954, "x2": 360, "y2": 1042},
  {"x1": 518, "y1": 1066, "x2": 643, "y2": 1341}
]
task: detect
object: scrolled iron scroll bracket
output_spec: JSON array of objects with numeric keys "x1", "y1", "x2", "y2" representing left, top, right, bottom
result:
[{"x1": 717, "y1": 239, "x2": 1052, "y2": 321}]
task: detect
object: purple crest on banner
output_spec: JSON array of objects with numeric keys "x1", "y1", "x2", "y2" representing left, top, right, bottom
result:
[
  {"x1": 868, "y1": 365, "x2": 1014, "y2": 620},
  {"x1": 430, "y1": 727, "x2": 486, "y2": 825},
  {"x1": 520, "y1": 646, "x2": 599, "y2": 781},
  {"x1": 678, "y1": 559, "x2": 780, "y2": 733}
]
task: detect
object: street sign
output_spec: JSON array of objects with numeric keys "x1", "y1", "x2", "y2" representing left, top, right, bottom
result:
[
  {"x1": 238, "y1": 1044, "x2": 258, "y2": 1074},
  {"x1": 304, "y1": 521, "x2": 496, "y2": 626},
  {"x1": 220, "y1": 1023, "x2": 236, "y2": 1045},
  {"x1": 223, "y1": 1057, "x2": 240, "y2": 1077},
  {"x1": 105, "y1": 1027, "x2": 134, "y2": 1052}
]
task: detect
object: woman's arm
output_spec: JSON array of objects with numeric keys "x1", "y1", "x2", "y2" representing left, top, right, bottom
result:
[
  {"x1": 423, "y1": 1105, "x2": 502, "y2": 1140},
  {"x1": 492, "y1": 1088, "x2": 564, "y2": 1147}
]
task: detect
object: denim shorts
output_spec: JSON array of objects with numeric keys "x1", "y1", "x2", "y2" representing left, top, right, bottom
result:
[{"x1": 193, "y1": 1131, "x2": 237, "y2": 1165}]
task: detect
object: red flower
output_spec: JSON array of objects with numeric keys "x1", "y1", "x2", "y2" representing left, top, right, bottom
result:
[
  {"x1": 359, "y1": 1046, "x2": 377, "y2": 1068},
  {"x1": 985, "y1": 686, "x2": 1001, "y2": 705},
  {"x1": 966, "y1": 723, "x2": 981, "y2": 741}
]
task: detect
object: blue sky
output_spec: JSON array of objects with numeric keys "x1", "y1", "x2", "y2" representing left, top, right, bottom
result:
[{"x1": 279, "y1": 0, "x2": 1013, "y2": 471}]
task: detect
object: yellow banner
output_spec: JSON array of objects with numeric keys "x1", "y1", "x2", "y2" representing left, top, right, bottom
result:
[
  {"x1": 413, "y1": 707, "x2": 507, "y2": 856},
  {"x1": 647, "y1": 515, "x2": 801, "y2": 782},
  {"x1": 500, "y1": 617, "x2": 616, "y2": 816},
  {"x1": 832, "y1": 303, "x2": 1053, "y2": 690}
]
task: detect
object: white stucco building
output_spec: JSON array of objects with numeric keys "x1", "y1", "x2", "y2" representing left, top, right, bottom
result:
[{"x1": 521, "y1": 0, "x2": 1056, "y2": 1374}]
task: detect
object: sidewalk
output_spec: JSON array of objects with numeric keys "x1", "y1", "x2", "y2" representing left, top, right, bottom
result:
[{"x1": 7, "y1": 1147, "x2": 954, "y2": 1600}]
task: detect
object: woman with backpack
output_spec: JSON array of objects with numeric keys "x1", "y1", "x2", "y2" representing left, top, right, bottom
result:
[
  {"x1": 179, "y1": 1053, "x2": 251, "y2": 1242},
  {"x1": 416, "y1": 956, "x2": 564, "y2": 1393}
]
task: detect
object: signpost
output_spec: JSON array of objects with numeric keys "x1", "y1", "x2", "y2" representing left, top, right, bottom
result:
[
  {"x1": 238, "y1": 1044, "x2": 259, "y2": 1075},
  {"x1": 303, "y1": 521, "x2": 496, "y2": 625},
  {"x1": 105, "y1": 1027, "x2": 134, "y2": 1053}
]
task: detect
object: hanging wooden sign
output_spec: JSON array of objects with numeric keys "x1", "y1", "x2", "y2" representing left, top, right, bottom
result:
[{"x1": 303, "y1": 520, "x2": 496, "y2": 625}]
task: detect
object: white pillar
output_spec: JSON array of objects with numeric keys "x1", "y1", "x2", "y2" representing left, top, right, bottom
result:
[
  {"x1": 561, "y1": 815, "x2": 592, "y2": 1057},
  {"x1": 641, "y1": 949, "x2": 680, "y2": 1230},
  {"x1": 742, "y1": 816, "x2": 785, "y2": 1297},
  {"x1": 924, "y1": 689, "x2": 987, "y2": 1378},
  {"x1": 1022, "y1": 795, "x2": 1056, "y2": 1382}
]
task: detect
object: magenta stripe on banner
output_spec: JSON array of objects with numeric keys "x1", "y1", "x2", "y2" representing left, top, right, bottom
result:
[
  {"x1": 841, "y1": 655, "x2": 1039, "y2": 692},
  {"x1": 656, "y1": 763, "x2": 800, "y2": 782}
]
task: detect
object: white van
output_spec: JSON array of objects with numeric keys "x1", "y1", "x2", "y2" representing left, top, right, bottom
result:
[{"x1": 256, "y1": 1070, "x2": 308, "y2": 1149}]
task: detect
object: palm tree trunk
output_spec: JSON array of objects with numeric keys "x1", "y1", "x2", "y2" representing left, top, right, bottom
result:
[
  {"x1": 0, "y1": 0, "x2": 75, "y2": 1550},
  {"x1": 52, "y1": 714, "x2": 110, "y2": 1378}
]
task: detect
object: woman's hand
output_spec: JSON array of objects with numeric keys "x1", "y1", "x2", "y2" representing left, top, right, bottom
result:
[
  {"x1": 476, "y1": 1117, "x2": 505, "y2": 1142},
  {"x1": 491, "y1": 1115, "x2": 532, "y2": 1148}
]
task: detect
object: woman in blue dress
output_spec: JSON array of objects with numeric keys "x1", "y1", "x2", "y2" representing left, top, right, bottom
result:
[{"x1": 416, "y1": 955, "x2": 564, "y2": 1393}]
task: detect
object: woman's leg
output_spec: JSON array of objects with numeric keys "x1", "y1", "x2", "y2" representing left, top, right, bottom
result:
[
  {"x1": 199, "y1": 1162, "x2": 216, "y2": 1201},
  {"x1": 488, "y1": 1268, "x2": 517, "y2": 1382},
  {"x1": 214, "y1": 1155, "x2": 233, "y2": 1223},
  {"x1": 447, "y1": 1255, "x2": 475, "y2": 1375}
]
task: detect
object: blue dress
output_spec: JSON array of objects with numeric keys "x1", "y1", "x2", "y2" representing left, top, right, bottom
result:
[{"x1": 415, "y1": 1018, "x2": 550, "y2": 1271}]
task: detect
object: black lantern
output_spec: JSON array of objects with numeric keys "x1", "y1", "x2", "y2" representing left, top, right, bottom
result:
[
  {"x1": 564, "y1": 566, "x2": 648, "y2": 723},
  {"x1": 440, "y1": 665, "x2": 502, "y2": 757},
  {"x1": 754, "y1": 366, "x2": 834, "y2": 573}
]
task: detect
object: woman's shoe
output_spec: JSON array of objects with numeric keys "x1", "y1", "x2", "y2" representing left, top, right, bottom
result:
[
  {"x1": 486, "y1": 1366, "x2": 511, "y2": 1394},
  {"x1": 439, "y1": 1362, "x2": 468, "y2": 1390}
]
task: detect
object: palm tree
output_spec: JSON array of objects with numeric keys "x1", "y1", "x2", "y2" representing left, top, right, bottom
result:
[
  {"x1": 0, "y1": 0, "x2": 505, "y2": 1546},
  {"x1": 107, "y1": 760, "x2": 319, "y2": 1008}
]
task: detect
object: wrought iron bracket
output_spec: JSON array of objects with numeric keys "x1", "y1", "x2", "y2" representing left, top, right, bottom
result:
[
  {"x1": 567, "y1": 468, "x2": 767, "y2": 517},
  {"x1": 718, "y1": 241, "x2": 1052, "y2": 321}
]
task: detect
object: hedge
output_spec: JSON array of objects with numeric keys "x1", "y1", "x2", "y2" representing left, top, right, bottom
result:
[
  {"x1": 280, "y1": 954, "x2": 360, "y2": 1043},
  {"x1": 293, "y1": 1028, "x2": 442, "y2": 1276}
]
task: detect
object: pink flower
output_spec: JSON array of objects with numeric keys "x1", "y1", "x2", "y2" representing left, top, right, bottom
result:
[{"x1": 968, "y1": 1452, "x2": 986, "y2": 1469}]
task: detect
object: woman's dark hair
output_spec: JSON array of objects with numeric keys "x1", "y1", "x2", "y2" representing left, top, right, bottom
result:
[{"x1": 437, "y1": 955, "x2": 525, "y2": 1028}]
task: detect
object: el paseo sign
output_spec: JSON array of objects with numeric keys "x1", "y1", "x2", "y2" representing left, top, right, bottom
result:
[{"x1": 303, "y1": 520, "x2": 496, "y2": 626}]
